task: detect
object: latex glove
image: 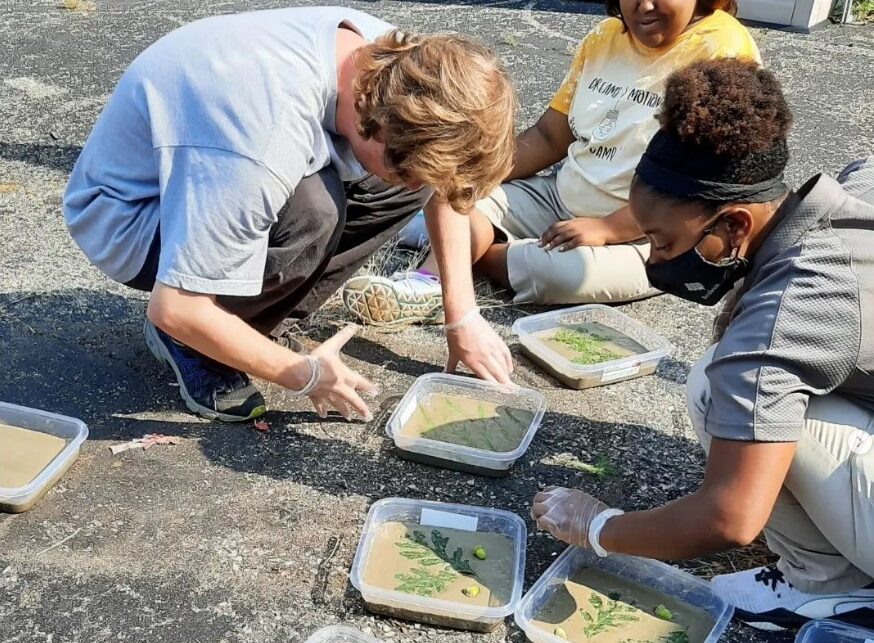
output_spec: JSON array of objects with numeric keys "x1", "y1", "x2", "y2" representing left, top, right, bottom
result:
[
  {"x1": 539, "y1": 217, "x2": 610, "y2": 252},
  {"x1": 305, "y1": 325, "x2": 376, "y2": 421},
  {"x1": 531, "y1": 487, "x2": 610, "y2": 549},
  {"x1": 444, "y1": 309, "x2": 514, "y2": 384}
]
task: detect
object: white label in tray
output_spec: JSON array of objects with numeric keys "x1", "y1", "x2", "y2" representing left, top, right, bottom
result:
[
  {"x1": 864, "y1": 639, "x2": 873, "y2": 643},
  {"x1": 420, "y1": 508, "x2": 478, "y2": 532},
  {"x1": 601, "y1": 365, "x2": 640, "y2": 383}
]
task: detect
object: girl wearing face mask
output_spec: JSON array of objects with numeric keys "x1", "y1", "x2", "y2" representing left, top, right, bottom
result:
[
  {"x1": 532, "y1": 58, "x2": 874, "y2": 632},
  {"x1": 344, "y1": 0, "x2": 760, "y2": 326}
]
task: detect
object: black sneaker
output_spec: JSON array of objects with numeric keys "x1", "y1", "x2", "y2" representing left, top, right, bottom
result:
[{"x1": 144, "y1": 320, "x2": 266, "y2": 422}]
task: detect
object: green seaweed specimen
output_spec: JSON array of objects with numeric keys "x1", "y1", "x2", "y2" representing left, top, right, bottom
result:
[
  {"x1": 445, "y1": 397, "x2": 464, "y2": 418},
  {"x1": 394, "y1": 566, "x2": 459, "y2": 597},
  {"x1": 552, "y1": 328, "x2": 625, "y2": 365},
  {"x1": 393, "y1": 530, "x2": 468, "y2": 596},
  {"x1": 580, "y1": 593, "x2": 640, "y2": 637},
  {"x1": 395, "y1": 535, "x2": 445, "y2": 567},
  {"x1": 565, "y1": 455, "x2": 619, "y2": 477},
  {"x1": 404, "y1": 530, "x2": 475, "y2": 576}
]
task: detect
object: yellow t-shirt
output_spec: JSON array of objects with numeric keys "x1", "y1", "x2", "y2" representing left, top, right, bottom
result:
[{"x1": 550, "y1": 11, "x2": 761, "y2": 217}]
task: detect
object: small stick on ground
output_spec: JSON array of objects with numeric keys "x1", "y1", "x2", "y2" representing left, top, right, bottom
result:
[{"x1": 37, "y1": 527, "x2": 82, "y2": 556}]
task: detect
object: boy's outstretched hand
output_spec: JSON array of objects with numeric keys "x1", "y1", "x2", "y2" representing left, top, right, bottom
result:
[
  {"x1": 532, "y1": 487, "x2": 610, "y2": 549},
  {"x1": 306, "y1": 325, "x2": 376, "y2": 421}
]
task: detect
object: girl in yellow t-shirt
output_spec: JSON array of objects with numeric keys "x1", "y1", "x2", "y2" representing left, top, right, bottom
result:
[{"x1": 343, "y1": 0, "x2": 762, "y2": 324}]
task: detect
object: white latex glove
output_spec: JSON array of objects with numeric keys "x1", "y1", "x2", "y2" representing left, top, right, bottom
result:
[
  {"x1": 531, "y1": 487, "x2": 611, "y2": 549},
  {"x1": 305, "y1": 325, "x2": 376, "y2": 421},
  {"x1": 444, "y1": 309, "x2": 514, "y2": 384}
]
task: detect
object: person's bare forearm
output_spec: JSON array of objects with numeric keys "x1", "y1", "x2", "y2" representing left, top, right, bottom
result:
[
  {"x1": 423, "y1": 199, "x2": 477, "y2": 322},
  {"x1": 508, "y1": 108, "x2": 575, "y2": 181},
  {"x1": 147, "y1": 283, "x2": 308, "y2": 389},
  {"x1": 508, "y1": 125, "x2": 567, "y2": 181},
  {"x1": 598, "y1": 491, "x2": 749, "y2": 560},
  {"x1": 602, "y1": 205, "x2": 644, "y2": 244}
]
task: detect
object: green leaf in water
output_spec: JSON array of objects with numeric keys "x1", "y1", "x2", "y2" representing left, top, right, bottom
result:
[
  {"x1": 580, "y1": 593, "x2": 640, "y2": 637},
  {"x1": 394, "y1": 566, "x2": 458, "y2": 596}
]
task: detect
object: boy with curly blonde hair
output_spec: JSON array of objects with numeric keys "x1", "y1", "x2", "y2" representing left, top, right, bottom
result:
[{"x1": 65, "y1": 7, "x2": 516, "y2": 422}]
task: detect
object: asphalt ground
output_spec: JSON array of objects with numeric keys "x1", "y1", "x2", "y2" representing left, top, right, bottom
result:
[{"x1": 0, "y1": 1, "x2": 872, "y2": 641}]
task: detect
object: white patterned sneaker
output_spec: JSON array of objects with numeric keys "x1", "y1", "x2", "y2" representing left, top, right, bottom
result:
[
  {"x1": 342, "y1": 271, "x2": 444, "y2": 326},
  {"x1": 711, "y1": 565, "x2": 874, "y2": 631}
]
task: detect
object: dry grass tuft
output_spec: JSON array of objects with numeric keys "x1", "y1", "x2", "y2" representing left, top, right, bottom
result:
[{"x1": 684, "y1": 537, "x2": 776, "y2": 579}]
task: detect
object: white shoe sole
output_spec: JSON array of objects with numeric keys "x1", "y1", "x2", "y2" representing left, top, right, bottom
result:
[{"x1": 342, "y1": 276, "x2": 444, "y2": 326}]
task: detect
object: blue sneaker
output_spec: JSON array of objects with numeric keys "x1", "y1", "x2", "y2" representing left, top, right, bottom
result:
[{"x1": 143, "y1": 320, "x2": 266, "y2": 422}]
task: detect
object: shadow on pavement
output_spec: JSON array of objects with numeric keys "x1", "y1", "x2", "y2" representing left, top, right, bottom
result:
[
  {"x1": 196, "y1": 406, "x2": 708, "y2": 510},
  {"x1": 0, "y1": 288, "x2": 207, "y2": 440},
  {"x1": 0, "y1": 142, "x2": 83, "y2": 174},
  {"x1": 340, "y1": 334, "x2": 437, "y2": 379}
]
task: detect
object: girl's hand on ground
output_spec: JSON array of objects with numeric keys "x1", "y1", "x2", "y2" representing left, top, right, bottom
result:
[
  {"x1": 539, "y1": 217, "x2": 610, "y2": 251},
  {"x1": 307, "y1": 325, "x2": 376, "y2": 421},
  {"x1": 531, "y1": 487, "x2": 610, "y2": 549},
  {"x1": 445, "y1": 312, "x2": 514, "y2": 384}
]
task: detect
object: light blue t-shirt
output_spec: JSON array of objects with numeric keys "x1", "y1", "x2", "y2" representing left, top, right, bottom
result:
[{"x1": 64, "y1": 7, "x2": 393, "y2": 296}]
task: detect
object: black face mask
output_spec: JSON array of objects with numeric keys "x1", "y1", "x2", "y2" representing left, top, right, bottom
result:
[{"x1": 645, "y1": 224, "x2": 750, "y2": 306}]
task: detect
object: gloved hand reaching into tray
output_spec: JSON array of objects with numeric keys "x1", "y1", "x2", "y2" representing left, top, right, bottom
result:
[
  {"x1": 531, "y1": 487, "x2": 623, "y2": 556},
  {"x1": 444, "y1": 307, "x2": 515, "y2": 385}
]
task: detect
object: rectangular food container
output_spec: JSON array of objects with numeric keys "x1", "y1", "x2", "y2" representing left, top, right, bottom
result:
[
  {"x1": 0, "y1": 401, "x2": 89, "y2": 513},
  {"x1": 350, "y1": 497, "x2": 527, "y2": 632},
  {"x1": 512, "y1": 304, "x2": 673, "y2": 389},
  {"x1": 796, "y1": 620, "x2": 874, "y2": 643},
  {"x1": 385, "y1": 373, "x2": 546, "y2": 477},
  {"x1": 514, "y1": 546, "x2": 733, "y2": 643},
  {"x1": 305, "y1": 626, "x2": 382, "y2": 642}
]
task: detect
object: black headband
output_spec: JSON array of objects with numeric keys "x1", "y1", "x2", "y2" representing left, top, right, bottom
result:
[{"x1": 636, "y1": 129, "x2": 788, "y2": 203}]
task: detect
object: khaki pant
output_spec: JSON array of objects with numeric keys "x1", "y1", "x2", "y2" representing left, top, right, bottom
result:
[
  {"x1": 687, "y1": 346, "x2": 874, "y2": 593},
  {"x1": 475, "y1": 174, "x2": 660, "y2": 305}
]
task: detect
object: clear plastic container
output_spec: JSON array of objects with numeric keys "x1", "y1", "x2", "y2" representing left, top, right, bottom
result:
[
  {"x1": 305, "y1": 626, "x2": 382, "y2": 642},
  {"x1": 385, "y1": 373, "x2": 546, "y2": 477},
  {"x1": 0, "y1": 401, "x2": 89, "y2": 513},
  {"x1": 796, "y1": 620, "x2": 874, "y2": 643},
  {"x1": 514, "y1": 546, "x2": 733, "y2": 643},
  {"x1": 511, "y1": 304, "x2": 673, "y2": 389},
  {"x1": 350, "y1": 497, "x2": 527, "y2": 632}
]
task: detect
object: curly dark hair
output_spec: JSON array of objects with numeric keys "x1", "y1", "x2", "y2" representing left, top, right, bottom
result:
[
  {"x1": 632, "y1": 58, "x2": 792, "y2": 212},
  {"x1": 658, "y1": 58, "x2": 792, "y2": 184},
  {"x1": 606, "y1": 0, "x2": 738, "y2": 25}
]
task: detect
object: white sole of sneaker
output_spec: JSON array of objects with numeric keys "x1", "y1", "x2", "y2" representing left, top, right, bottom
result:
[
  {"x1": 343, "y1": 277, "x2": 444, "y2": 326},
  {"x1": 143, "y1": 320, "x2": 264, "y2": 423},
  {"x1": 740, "y1": 620, "x2": 788, "y2": 632}
]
